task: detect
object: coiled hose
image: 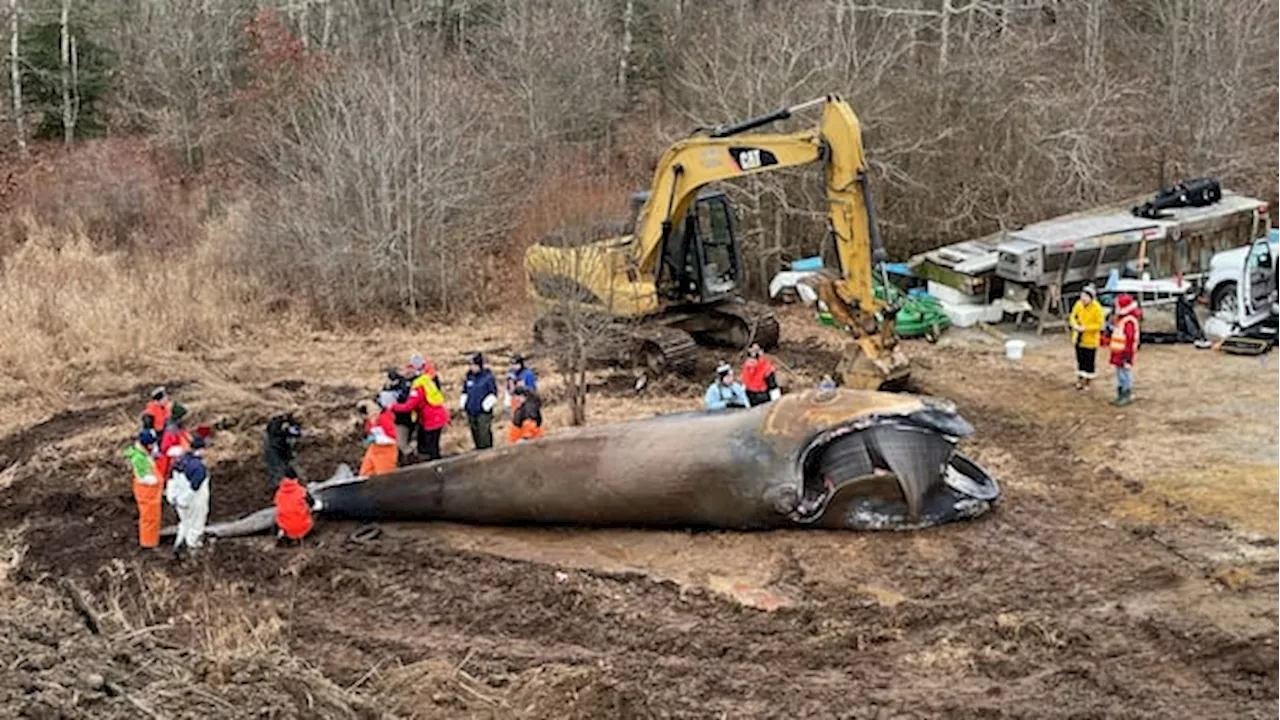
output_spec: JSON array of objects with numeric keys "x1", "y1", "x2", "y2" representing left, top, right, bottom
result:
[{"x1": 875, "y1": 280, "x2": 951, "y2": 341}]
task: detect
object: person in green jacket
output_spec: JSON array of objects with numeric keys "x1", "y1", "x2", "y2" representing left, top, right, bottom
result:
[
  {"x1": 125, "y1": 430, "x2": 163, "y2": 548},
  {"x1": 1068, "y1": 284, "x2": 1106, "y2": 390}
]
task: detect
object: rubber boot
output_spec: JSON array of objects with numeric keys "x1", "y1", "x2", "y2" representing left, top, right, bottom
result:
[{"x1": 1112, "y1": 389, "x2": 1131, "y2": 407}]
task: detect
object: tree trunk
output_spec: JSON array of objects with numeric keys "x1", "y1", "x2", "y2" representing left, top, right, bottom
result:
[
  {"x1": 70, "y1": 34, "x2": 78, "y2": 133},
  {"x1": 617, "y1": 0, "x2": 634, "y2": 96},
  {"x1": 321, "y1": 0, "x2": 332, "y2": 49},
  {"x1": 9, "y1": 0, "x2": 25, "y2": 158},
  {"x1": 1084, "y1": 0, "x2": 1103, "y2": 76},
  {"x1": 570, "y1": 357, "x2": 587, "y2": 426},
  {"x1": 299, "y1": 0, "x2": 310, "y2": 49},
  {"x1": 60, "y1": 0, "x2": 73, "y2": 145},
  {"x1": 937, "y1": 0, "x2": 951, "y2": 77}
]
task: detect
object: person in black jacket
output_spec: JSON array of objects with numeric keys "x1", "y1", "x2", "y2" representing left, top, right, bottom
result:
[
  {"x1": 512, "y1": 387, "x2": 542, "y2": 428},
  {"x1": 383, "y1": 365, "x2": 416, "y2": 463},
  {"x1": 263, "y1": 413, "x2": 303, "y2": 487}
]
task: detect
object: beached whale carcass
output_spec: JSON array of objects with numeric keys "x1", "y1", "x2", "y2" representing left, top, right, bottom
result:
[{"x1": 195, "y1": 389, "x2": 1000, "y2": 537}]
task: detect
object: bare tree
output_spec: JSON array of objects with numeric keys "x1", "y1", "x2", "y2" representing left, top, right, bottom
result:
[
  {"x1": 8, "y1": 0, "x2": 24, "y2": 157},
  {"x1": 530, "y1": 234, "x2": 631, "y2": 427},
  {"x1": 522, "y1": 164, "x2": 638, "y2": 426},
  {"x1": 479, "y1": 0, "x2": 623, "y2": 167},
  {"x1": 617, "y1": 0, "x2": 634, "y2": 96},
  {"x1": 58, "y1": 0, "x2": 72, "y2": 144},
  {"x1": 104, "y1": 0, "x2": 249, "y2": 170},
  {"x1": 242, "y1": 49, "x2": 506, "y2": 321}
]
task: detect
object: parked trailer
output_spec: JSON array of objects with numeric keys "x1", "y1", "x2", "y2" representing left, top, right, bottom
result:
[{"x1": 908, "y1": 188, "x2": 1270, "y2": 332}]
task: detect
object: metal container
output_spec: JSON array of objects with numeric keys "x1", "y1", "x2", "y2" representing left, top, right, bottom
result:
[{"x1": 995, "y1": 215, "x2": 1163, "y2": 287}]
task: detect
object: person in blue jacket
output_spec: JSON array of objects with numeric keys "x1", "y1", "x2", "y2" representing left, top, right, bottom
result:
[
  {"x1": 704, "y1": 363, "x2": 749, "y2": 411},
  {"x1": 460, "y1": 353, "x2": 499, "y2": 450},
  {"x1": 504, "y1": 354, "x2": 538, "y2": 415}
]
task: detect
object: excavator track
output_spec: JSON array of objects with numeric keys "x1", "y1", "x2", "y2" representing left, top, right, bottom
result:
[
  {"x1": 533, "y1": 311, "x2": 698, "y2": 377},
  {"x1": 707, "y1": 301, "x2": 781, "y2": 350},
  {"x1": 631, "y1": 326, "x2": 699, "y2": 376}
]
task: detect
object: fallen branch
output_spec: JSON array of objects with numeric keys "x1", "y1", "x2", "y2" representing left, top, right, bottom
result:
[
  {"x1": 111, "y1": 622, "x2": 175, "y2": 643},
  {"x1": 452, "y1": 647, "x2": 476, "y2": 677},
  {"x1": 58, "y1": 578, "x2": 102, "y2": 635},
  {"x1": 455, "y1": 670, "x2": 503, "y2": 706},
  {"x1": 105, "y1": 681, "x2": 166, "y2": 720}
]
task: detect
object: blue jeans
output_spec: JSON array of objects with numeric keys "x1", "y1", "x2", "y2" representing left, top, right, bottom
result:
[{"x1": 1116, "y1": 366, "x2": 1133, "y2": 393}]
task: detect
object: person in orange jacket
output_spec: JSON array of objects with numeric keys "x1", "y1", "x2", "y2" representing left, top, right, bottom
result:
[
  {"x1": 124, "y1": 430, "x2": 162, "y2": 549},
  {"x1": 140, "y1": 387, "x2": 171, "y2": 435},
  {"x1": 506, "y1": 387, "x2": 545, "y2": 444},
  {"x1": 740, "y1": 343, "x2": 781, "y2": 407},
  {"x1": 274, "y1": 468, "x2": 316, "y2": 543},
  {"x1": 358, "y1": 393, "x2": 400, "y2": 477}
]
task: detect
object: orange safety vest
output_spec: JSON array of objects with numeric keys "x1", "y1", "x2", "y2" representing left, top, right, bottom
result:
[
  {"x1": 274, "y1": 478, "x2": 314, "y2": 540},
  {"x1": 1109, "y1": 315, "x2": 1139, "y2": 354}
]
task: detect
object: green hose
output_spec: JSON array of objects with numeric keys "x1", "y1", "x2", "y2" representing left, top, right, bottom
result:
[
  {"x1": 874, "y1": 280, "x2": 951, "y2": 340},
  {"x1": 813, "y1": 279, "x2": 951, "y2": 340}
]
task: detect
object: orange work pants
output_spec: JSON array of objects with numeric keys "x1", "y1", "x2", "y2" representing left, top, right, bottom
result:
[
  {"x1": 507, "y1": 421, "x2": 545, "y2": 445},
  {"x1": 132, "y1": 479, "x2": 164, "y2": 548},
  {"x1": 359, "y1": 443, "x2": 398, "y2": 477}
]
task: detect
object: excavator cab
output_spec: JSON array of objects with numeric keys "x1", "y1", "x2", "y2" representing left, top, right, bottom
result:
[{"x1": 632, "y1": 189, "x2": 744, "y2": 305}]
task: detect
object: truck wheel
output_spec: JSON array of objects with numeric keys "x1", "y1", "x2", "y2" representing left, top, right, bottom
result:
[{"x1": 1210, "y1": 282, "x2": 1237, "y2": 315}]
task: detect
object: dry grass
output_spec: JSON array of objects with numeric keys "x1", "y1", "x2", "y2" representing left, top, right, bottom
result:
[
  {"x1": 0, "y1": 208, "x2": 269, "y2": 397},
  {"x1": 1210, "y1": 565, "x2": 1258, "y2": 591}
]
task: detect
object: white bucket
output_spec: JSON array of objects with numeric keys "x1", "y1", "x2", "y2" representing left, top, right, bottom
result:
[{"x1": 1005, "y1": 339, "x2": 1026, "y2": 360}]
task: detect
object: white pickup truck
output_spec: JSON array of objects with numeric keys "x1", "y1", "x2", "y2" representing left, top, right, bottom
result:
[{"x1": 1201, "y1": 228, "x2": 1278, "y2": 326}]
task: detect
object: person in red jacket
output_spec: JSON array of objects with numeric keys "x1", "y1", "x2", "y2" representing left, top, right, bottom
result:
[
  {"x1": 740, "y1": 343, "x2": 781, "y2": 407},
  {"x1": 274, "y1": 468, "x2": 315, "y2": 543},
  {"x1": 389, "y1": 368, "x2": 450, "y2": 461},
  {"x1": 1107, "y1": 293, "x2": 1141, "y2": 406},
  {"x1": 358, "y1": 393, "x2": 400, "y2": 477},
  {"x1": 156, "y1": 403, "x2": 192, "y2": 483}
]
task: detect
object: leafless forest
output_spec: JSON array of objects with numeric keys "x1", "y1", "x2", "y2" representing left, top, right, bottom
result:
[{"x1": 0, "y1": 0, "x2": 1276, "y2": 330}]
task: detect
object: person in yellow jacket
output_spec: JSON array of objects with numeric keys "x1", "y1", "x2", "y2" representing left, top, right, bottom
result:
[{"x1": 1068, "y1": 284, "x2": 1105, "y2": 390}]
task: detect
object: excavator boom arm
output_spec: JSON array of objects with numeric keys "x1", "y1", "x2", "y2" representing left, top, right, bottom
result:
[{"x1": 631, "y1": 130, "x2": 823, "y2": 274}]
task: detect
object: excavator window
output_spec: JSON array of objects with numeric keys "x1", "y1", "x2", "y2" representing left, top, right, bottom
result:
[
  {"x1": 694, "y1": 195, "x2": 741, "y2": 298},
  {"x1": 656, "y1": 191, "x2": 742, "y2": 304}
]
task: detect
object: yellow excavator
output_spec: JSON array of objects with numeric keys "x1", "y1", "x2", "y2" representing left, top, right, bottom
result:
[{"x1": 524, "y1": 94, "x2": 910, "y2": 389}]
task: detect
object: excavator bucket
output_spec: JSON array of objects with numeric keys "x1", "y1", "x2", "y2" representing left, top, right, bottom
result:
[
  {"x1": 806, "y1": 273, "x2": 912, "y2": 390},
  {"x1": 835, "y1": 338, "x2": 911, "y2": 390}
]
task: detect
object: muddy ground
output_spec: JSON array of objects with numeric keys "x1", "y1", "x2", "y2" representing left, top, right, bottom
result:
[{"x1": 0, "y1": 309, "x2": 1276, "y2": 719}]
